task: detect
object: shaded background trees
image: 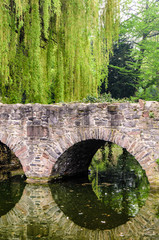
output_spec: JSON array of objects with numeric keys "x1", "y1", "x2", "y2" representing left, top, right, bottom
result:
[
  {"x1": 117, "y1": 0, "x2": 159, "y2": 100},
  {"x1": 101, "y1": 39, "x2": 136, "y2": 99}
]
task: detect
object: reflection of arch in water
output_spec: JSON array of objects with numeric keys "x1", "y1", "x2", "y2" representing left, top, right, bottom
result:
[
  {"x1": 50, "y1": 182, "x2": 132, "y2": 230},
  {"x1": 0, "y1": 184, "x2": 54, "y2": 239},
  {"x1": 0, "y1": 184, "x2": 159, "y2": 239},
  {"x1": 0, "y1": 180, "x2": 25, "y2": 217}
]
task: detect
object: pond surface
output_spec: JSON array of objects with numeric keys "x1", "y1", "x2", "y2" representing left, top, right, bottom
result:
[
  {"x1": 0, "y1": 145, "x2": 159, "y2": 239},
  {"x1": 0, "y1": 175, "x2": 159, "y2": 240}
]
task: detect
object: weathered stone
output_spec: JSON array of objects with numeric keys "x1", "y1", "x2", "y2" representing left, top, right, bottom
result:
[
  {"x1": 84, "y1": 115, "x2": 90, "y2": 125},
  {"x1": 145, "y1": 101, "x2": 153, "y2": 109},
  {"x1": 127, "y1": 130, "x2": 141, "y2": 136},
  {"x1": 33, "y1": 120, "x2": 41, "y2": 125},
  {"x1": 132, "y1": 114, "x2": 140, "y2": 119},
  {"x1": 0, "y1": 101, "x2": 159, "y2": 186},
  {"x1": 123, "y1": 121, "x2": 136, "y2": 127},
  {"x1": 95, "y1": 120, "x2": 108, "y2": 126},
  {"x1": 139, "y1": 99, "x2": 145, "y2": 109},
  {"x1": 111, "y1": 121, "x2": 120, "y2": 127},
  {"x1": 111, "y1": 114, "x2": 123, "y2": 120},
  {"x1": 107, "y1": 105, "x2": 118, "y2": 112},
  {"x1": 15, "y1": 145, "x2": 27, "y2": 157},
  {"x1": 143, "y1": 111, "x2": 149, "y2": 118},
  {"x1": 27, "y1": 126, "x2": 49, "y2": 138},
  {"x1": 0, "y1": 113, "x2": 9, "y2": 120},
  {"x1": 118, "y1": 102, "x2": 130, "y2": 110}
]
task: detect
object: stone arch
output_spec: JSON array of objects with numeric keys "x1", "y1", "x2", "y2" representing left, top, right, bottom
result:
[
  {"x1": 47, "y1": 127, "x2": 158, "y2": 185},
  {"x1": 0, "y1": 131, "x2": 27, "y2": 177}
]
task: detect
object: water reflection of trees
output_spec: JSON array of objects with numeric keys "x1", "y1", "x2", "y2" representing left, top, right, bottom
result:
[
  {"x1": 50, "y1": 182, "x2": 131, "y2": 230},
  {"x1": 89, "y1": 143, "x2": 149, "y2": 217},
  {"x1": 0, "y1": 182, "x2": 158, "y2": 239},
  {"x1": 50, "y1": 153, "x2": 149, "y2": 230},
  {"x1": 0, "y1": 144, "x2": 155, "y2": 237}
]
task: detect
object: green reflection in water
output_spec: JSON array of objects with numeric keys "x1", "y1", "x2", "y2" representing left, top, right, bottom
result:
[
  {"x1": 0, "y1": 181, "x2": 159, "y2": 239},
  {"x1": 50, "y1": 174, "x2": 149, "y2": 230},
  {"x1": 89, "y1": 152, "x2": 150, "y2": 216},
  {"x1": 0, "y1": 145, "x2": 159, "y2": 239}
]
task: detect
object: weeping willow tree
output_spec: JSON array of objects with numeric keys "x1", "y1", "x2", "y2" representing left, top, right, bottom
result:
[{"x1": 0, "y1": 0, "x2": 120, "y2": 103}]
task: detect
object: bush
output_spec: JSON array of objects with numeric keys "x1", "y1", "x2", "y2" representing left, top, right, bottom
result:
[{"x1": 83, "y1": 93, "x2": 130, "y2": 103}]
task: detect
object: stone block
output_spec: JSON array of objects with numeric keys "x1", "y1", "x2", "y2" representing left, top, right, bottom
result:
[
  {"x1": 139, "y1": 99, "x2": 145, "y2": 109},
  {"x1": 123, "y1": 121, "x2": 136, "y2": 127},
  {"x1": 84, "y1": 115, "x2": 90, "y2": 125},
  {"x1": 0, "y1": 113, "x2": 9, "y2": 120},
  {"x1": 111, "y1": 121, "x2": 120, "y2": 127},
  {"x1": 111, "y1": 114, "x2": 123, "y2": 120},
  {"x1": 107, "y1": 105, "x2": 118, "y2": 112},
  {"x1": 27, "y1": 126, "x2": 49, "y2": 138},
  {"x1": 75, "y1": 121, "x2": 80, "y2": 126},
  {"x1": 142, "y1": 111, "x2": 149, "y2": 118},
  {"x1": 127, "y1": 130, "x2": 141, "y2": 136},
  {"x1": 33, "y1": 120, "x2": 41, "y2": 125},
  {"x1": 15, "y1": 145, "x2": 27, "y2": 157},
  {"x1": 118, "y1": 102, "x2": 130, "y2": 110},
  {"x1": 95, "y1": 120, "x2": 108, "y2": 126}
]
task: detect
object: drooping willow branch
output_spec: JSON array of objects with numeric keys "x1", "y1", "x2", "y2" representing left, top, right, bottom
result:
[{"x1": 0, "y1": 0, "x2": 120, "y2": 103}]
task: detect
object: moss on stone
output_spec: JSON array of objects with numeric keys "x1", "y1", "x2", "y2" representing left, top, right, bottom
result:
[{"x1": 149, "y1": 111, "x2": 155, "y2": 118}]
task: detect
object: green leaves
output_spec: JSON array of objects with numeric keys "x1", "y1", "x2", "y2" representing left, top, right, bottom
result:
[
  {"x1": 0, "y1": 0, "x2": 120, "y2": 103},
  {"x1": 119, "y1": 0, "x2": 159, "y2": 101}
]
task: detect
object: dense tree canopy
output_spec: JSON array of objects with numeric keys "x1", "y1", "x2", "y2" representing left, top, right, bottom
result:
[
  {"x1": 119, "y1": 0, "x2": 159, "y2": 100},
  {"x1": 104, "y1": 40, "x2": 136, "y2": 99},
  {"x1": 0, "y1": 0, "x2": 120, "y2": 103}
]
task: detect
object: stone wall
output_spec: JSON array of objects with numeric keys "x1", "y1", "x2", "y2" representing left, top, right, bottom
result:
[{"x1": 0, "y1": 100, "x2": 159, "y2": 185}]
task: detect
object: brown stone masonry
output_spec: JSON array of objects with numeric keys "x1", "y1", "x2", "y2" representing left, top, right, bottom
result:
[{"x1": 0, "y1": 101, "x2": 158, "y2": 186}]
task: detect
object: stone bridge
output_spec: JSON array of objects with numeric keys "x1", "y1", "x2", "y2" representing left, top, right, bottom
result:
[{"x1": 0, "y1": 100, "x2": 159, "y2": 186}]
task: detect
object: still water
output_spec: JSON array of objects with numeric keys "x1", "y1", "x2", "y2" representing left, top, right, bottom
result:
[
  {"x1": 0, "y1": 175, "x2": 159, "y2": 240},
  {"x1": 0, "y1": 146, "x2": 159, "y2": 240}
]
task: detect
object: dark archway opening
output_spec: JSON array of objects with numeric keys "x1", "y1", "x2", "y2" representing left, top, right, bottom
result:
[
  {"x1": 0, "y1": 141, "x2": 26, "y2": 181},
  {"x1": 0, "y1": 141, "x2": 26, "y2": 217},
  {"x1": 51, "y1": 139, "x2": 106, "y2": 179},
  {"x1": 51, "y1": 139, "x2": 149, "y2": 186}
]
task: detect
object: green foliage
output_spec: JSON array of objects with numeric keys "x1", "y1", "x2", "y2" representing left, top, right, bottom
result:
[
  {"x1": 83, "y1": 93, "x2": 115, "y2": 103},
  {"x1": 83, "y1": 95, "x2": 98, "y2": 103},
  {"x1": 105, "y1": 40, "x2": 136, "y2": 99},
  {"x1": 83, "y1": 92, "x2": 130, "y2": 103},
  {"x1": 120, "y1": 0, "x2": 159, "y2": 101},
  {"x1": 156, "y1": 158, "x2": 159, "y2": 165},
  {"x1": 98, "y1": 93, "x2": 115, "y2": 102},
  {"x1": 149, "y1": 111, "x2": 155, "y2": 118},
  {"x1": 131, "y1": 85, "x2": 159, "y2": 102},
  {"x1": 0, "y1": 0, "x2": 120, "y2": 104},
  {"x1": 89, "y1": 143, "x2": 123, "y2": 174},
  {"x1": 89, "y1": 144, "x2": 149, "y2": 204}
]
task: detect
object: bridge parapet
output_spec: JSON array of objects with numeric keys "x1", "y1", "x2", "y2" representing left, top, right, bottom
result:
[{"x1": 0, "y1": 101, "x2": 158, "y2": 186}]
